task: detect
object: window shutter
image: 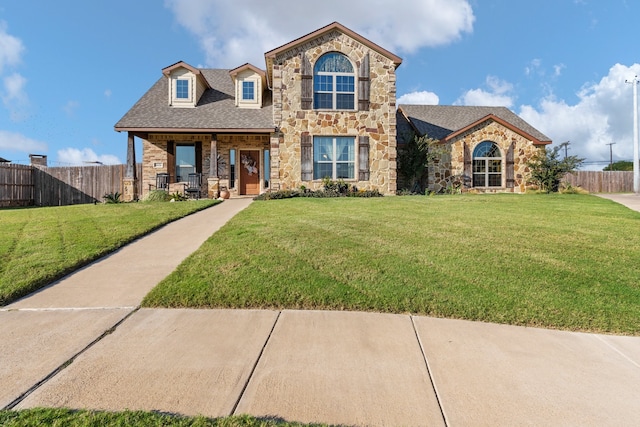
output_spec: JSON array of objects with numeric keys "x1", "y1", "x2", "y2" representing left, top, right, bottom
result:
[
  {"x1": 167, "y1": 141, "x2": 175, "y2": 183},
  {"x1": 506, "y1": 141, "x2": 515, "y2": 188},
  {"x1": 463, "y1": 142, "x2": 472, "y2": 186},
  {"x1": 301, "y1": 134, "x2": 312, "y2": 180},
  {"x1": 358, "y1": 53, "x2": 370, "y2": 111},
  {"x1": 358, "y1": 136, "x2": 370, "y2": 181},
  {"x1": 300, "y1": 53, "x2": 313, "y2": 110}
]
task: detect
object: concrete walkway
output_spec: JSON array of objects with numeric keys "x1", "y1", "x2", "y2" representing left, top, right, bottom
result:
[{"x1": 2, "y1": 196, "x2": 640, "y2": 426}]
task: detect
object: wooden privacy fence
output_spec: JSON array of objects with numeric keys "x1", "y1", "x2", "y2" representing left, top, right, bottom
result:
[
  {"x1": 0, "y1": 164, "x2": 33, "y2": 207},
  {"x1": 0, "y1": 164, "x2": 142, "y2": 207},
  {"x1": 563, "y1": 171, "x2": 633, "y2": 193}
]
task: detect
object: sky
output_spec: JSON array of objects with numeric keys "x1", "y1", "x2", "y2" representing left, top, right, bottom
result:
[{"x1": 1, "y1": 0, "x2": 639, "y2": 169}]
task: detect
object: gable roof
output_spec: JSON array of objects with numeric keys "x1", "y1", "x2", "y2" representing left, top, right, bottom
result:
[
  {"x1": 398, "y1": 105, "x2": 552, "y2": 145},
  {"x1": 114, "y1": 69, "x2": 274, "y2": 133},
  {"x1": 264, "y1": 22, "x2": 402, "y2": 86}
]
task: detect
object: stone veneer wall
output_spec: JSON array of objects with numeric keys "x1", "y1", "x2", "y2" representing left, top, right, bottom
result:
[
  {"x1": 271, "y1": 30, "x2": 398, "y2": 194},
  {"x1": 428, "y1": 121, "x2": 543, "y2": 193}
]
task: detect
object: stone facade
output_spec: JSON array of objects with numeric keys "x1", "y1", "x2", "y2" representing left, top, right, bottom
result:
[
  {"x1": 428, "y1": 120, "x2": 544, "y2": 194},
  {"x1": 271, "y1": 30, "x2": 398, "y2": 194}
]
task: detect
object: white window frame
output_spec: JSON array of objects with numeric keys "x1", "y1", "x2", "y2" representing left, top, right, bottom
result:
[
  {"x1": 313, "y1": 53, "x2": 356, "y2": 111},
  {"x1": 237, "y1": 77, "x2": 260, "y2": 108},
  {"x1": 171, "y1": 76, "x2": 193, "y2": 106},
  {"x1": 473, "y1": 142, "x2": 503, "y2": 187},
  {"x1": 313, "y1": 136, "x2": 356, "y2": 180}
]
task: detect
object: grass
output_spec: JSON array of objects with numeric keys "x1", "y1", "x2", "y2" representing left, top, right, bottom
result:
[
  {"x1": 143, "y1": 194, "x2": 640, "y2": 335},
  {"x1": 0, "y1": 409, "x2": 326, "y2": 427},
  {"x1": 0, "y1": 200, "x2": 218, "y2": 306}
]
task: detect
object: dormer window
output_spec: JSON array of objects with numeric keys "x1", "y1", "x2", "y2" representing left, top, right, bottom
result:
[
  {"x1": 176, "y1": 79, "x2": 190, "y2": 99},
  {"x1": 242, "y1": 81, "x2": 255, "y2": 101},
  {"x1": 230, "y1": 64, "x2": 265, "y2": 109}
]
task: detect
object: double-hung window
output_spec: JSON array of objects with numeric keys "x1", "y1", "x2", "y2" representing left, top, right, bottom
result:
[
  {"x1": 313, "y1": 136, "x2": 355, "y2": 180},
  {"x1": 313, "y1": 53, "x2": 355, "y2": 110}
]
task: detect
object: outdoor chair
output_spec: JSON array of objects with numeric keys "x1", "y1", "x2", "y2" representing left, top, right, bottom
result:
[
  {"x1": 185, "y1": 173, "x2": 202, "y2": 199},
  {"x1": 153, "y1": 173, "x2": 170, "y2": 191}
]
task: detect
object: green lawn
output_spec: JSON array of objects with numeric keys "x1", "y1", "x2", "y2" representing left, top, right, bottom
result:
[
  {"x1": 0, "y1": 200, "x2": 218, "y2": 306},
  {"x1": 143, "y1": 194, "x2": 640, "y2": 335},
  {"x1": 0, "y1": 409, "x2": 324, "y2": 427}
]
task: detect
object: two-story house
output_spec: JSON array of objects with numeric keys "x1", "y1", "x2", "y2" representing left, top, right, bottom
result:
[{"x1": 115, "y1": 22, "x2": 550, "y2": 200}]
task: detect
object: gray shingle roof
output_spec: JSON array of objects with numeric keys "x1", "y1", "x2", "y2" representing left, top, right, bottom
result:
[
  {"x1": 114, "y1": 69, "x2": 274, "y2": 131},
  {"x1": 398, "y1": 105, "x2": 551, "y2": 143}
]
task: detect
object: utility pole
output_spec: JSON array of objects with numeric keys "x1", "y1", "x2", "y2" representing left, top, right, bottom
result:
[
  {"x1": 606, "y1": 142, "x2": 616, "y2": 170},
  {"x1": 561, "y1": 141, "x2": 570, "y2": 159},
  {"x1": 625, "y1": 76, "x2": 640, "y2": 194}
]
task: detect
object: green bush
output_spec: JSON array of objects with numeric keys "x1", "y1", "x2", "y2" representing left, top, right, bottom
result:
[
  {"x1": 102, "y1": 192, "x2": 122, "y2": 204},
  {"x1": 144, "y1": 190, "x2": 171, "y2": 202}
]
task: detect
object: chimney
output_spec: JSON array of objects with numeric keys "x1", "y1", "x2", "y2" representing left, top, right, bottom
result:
[{"x1": 29, "y1": 154, "x2": 48, "y2": 168}]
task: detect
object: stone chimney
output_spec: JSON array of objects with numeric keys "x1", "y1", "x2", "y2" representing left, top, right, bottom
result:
[{"x1": 29, "y1": 154, "x2": 48, "y2": 168}]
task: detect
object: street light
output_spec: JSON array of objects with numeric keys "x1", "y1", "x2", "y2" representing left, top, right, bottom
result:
[{"x1": 625, "y1": 76, "x2": 639, "y2": 194}]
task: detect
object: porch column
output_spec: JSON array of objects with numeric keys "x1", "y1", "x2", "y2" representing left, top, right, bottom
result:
[
  {"x1": 207, "y1": 134, "x2": 220, "y2": 198},
  {"x1": 270, "y1": 131, "x2": 281, "y2": 191},
  {"x1": 123, "y1": 132, "x2": 138, "y2": 202}
]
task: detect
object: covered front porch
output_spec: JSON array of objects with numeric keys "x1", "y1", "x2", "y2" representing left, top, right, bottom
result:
[{"x1": 122, "y1": 131, "x2": 281, "y2": 201}]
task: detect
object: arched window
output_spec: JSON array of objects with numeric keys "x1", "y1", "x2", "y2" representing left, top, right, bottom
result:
[
  {"x1": 473, "y1": 141, "x2": 502, "y2": 187},
  {"x1": 313, "y1": 52, "x2": 355, "y2": 110}
]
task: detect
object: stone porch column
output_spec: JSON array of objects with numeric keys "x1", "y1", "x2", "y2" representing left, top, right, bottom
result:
[
  {"x1": 123, "y1": 132, "x2": 138, "y2": 201},
  {"x1": 270, "y1": 132, "x2": 281, "y2": 191},
  {"x1": 207, "y1": 134, "x2": 220, "y2": 198}
]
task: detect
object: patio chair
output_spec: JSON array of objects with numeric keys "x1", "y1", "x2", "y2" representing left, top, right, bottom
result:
[
  {"x1": 185, "y1": 173, "x2": 202, "y2": 199},
  {"x1": 152, "y1": 173, "x2": 170, "y2": 191}
]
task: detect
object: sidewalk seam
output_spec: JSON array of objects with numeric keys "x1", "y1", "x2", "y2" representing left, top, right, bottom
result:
[
  {"x1": 411, "y1": 315, "x2": 449, "y2": 427},
  {"x1": 3, "y1": 307, "x2": 140, "y2": 410},
  {"x1": 230, "y1": 310, "x2": 281, "y2": 416},
  {"x1": 593, "y1": 335, "x2": 640, "y2": 369}
]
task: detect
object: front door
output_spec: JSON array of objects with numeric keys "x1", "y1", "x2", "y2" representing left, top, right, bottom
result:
[{"x1": 239, "y1": 150, "x2": 260, "y2": 195}]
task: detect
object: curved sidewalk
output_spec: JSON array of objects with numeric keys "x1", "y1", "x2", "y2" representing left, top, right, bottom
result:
[
  {"x1": 596, "y1": 192, "x2": 640, "y2": 212},
  {"x1": 2, "y1": 197, "x2": 640, "y2": 426}
]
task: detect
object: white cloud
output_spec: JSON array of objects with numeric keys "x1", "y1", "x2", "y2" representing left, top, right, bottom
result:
[
  {"x1": 455, "y1": 76, "x2": 514, "y2": 107},
  {"x1": 397, "y1": 90, "x2": 439, "y2": 105},
  {"x1": 104, "y1": 89, "x2": 112, "y2": 98},
  {"x1": 57, "y1": 147, "x2": 121, "y2": 166},
  {"x1": 519, "y1": 63, "x2": 640, "y2": 168},
  {"x1": 0, "y1": 130, "x2": 47, "y2": 153},
  {"x1": 63, "y1": 100, "x2": 80, "y2": 117},
  {"x1": 0, "y1": 21, "x2": 24, "y2": 73},
  {"x1": 553, "y1": 64, "x2": 566, "y2": 77},
  {"x1": 2, "y1": 72, "x2": 29, "y2": 121},
  {"x1": 164, "y1": 0, "x2": 475, "y2": 68},
  {"x1": 525, "y1": 58, "x2": 542, "y2": 77}
]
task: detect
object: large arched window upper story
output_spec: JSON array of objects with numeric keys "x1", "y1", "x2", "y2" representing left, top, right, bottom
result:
[
  {"x1": 472, "y1": 141, "x2": 502, "y2": 187},
  {"x1": 313, "y1": 52, "x2": 355, "y2": 110}
]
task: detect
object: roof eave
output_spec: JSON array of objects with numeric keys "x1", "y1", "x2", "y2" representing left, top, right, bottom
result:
[
  {"x1": 264, "y1": 22, "x2": 402, "y2": 87},
  {"x1": 442, "y1": 114, "x2": 552, "y2": 145},
  {"x1": 114, "y1": 127, "x2": 275, "y2": 134}
]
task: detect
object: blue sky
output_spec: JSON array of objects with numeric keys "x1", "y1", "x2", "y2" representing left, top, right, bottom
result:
[{"x1": 1, "y1": 0, "x2": 639, "y2": 169}]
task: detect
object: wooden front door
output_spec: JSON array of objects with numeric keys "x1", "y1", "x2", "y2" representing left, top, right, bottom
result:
[{"x1": 239, "y1": 150, "x2": 260, "y2": 195}]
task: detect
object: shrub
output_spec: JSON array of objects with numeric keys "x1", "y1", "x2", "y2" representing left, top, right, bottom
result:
[
  {"x1": 103, "y1": 192, "x2": 122, "y2": 204},
  {"x1": 144, "y1": 190, "x2": 171, "y2": 202},
  {"x1": 169, "y1": 192, "x2": 188, "y2": 202},
  {"x1": 527, "y1": 142, "x2": 584, "y2": 193},
  {"x1": 253, "y1": 185, "x2": 383, "y2": 200}
]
